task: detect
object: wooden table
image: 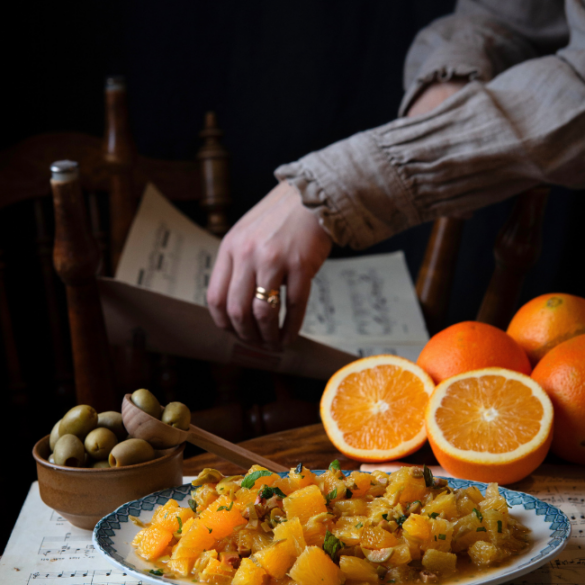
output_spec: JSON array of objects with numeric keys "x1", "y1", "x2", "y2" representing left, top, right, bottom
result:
[{"x1": 182, "y1": 423, "x2": 439, "y2": 476}]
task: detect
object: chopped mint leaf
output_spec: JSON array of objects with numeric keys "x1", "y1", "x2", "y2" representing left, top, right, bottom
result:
[
  {"x1": 355, "y1": 522, "x2": 363, "y2": 528},
  {"x1": 241, "y1": 470, "x2": 272, "y2": 489},
  {"x1": 423, "y1": 465, "x2": 435, "y2": 488},
  {"x1": 438, "y1": 533, "x2": 446, "y2": 540},
  {"x1": 329, "y1": 459, "x2": 341, "y2": 471},
  {"x1": 325, "y1": 488, "x2": 338, "y2": 503},
  {"x1": 206, "y1": 526, "x2": 213, "y2": 533},
  {"x1": 176, "y1": 516, "x2": 183, "y2": 534},
  {"x1": 473, "y1": 508, "x2": 483, "y2": 523},
  {"x1": 382, "y1": 513, "x2": 388, "y2": 521},
  {"x1": 396, "y1": 514, "x2": 408, "y2": 527},
  {"x1": 429, "y1": 512, "x2": 439, "y2": 519},
  {"x1": 345, "y1": 488, "x2": 353, "y2": 499},
  {"x1": 188, "y1": 498, "x2": 197, "y2": 513},
  {"x1": 216, "y1": 500, "x2": 234, "y2": 512},
  {"x1": 497, "y1": 520, "x2": 503, "y2": 533},
  {"x1": 259, "y1": 486, "x2": 287, "y2": 500},
  {"x1": 476, "y1": 527, "x2": 487, "y2": 532},
  {"x1": 323, "y1": 530, "x2": 344, "y2": 560},
  {"x1": 149, "y1": 569, "x2": 164, "y2": 575}
]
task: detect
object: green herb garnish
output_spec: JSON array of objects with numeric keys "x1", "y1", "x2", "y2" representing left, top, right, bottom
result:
[
  {"x1": 438, "y1": 533, "x2": 446, "y2": 540},
  {"x1": 206, "y1": 526, "x2": 213, "y2": 533},
  {"x1": 345, "y1": 488, "x2": 353, "y2": 499},
  {"x1": 396, "y1": 514, "x2": 408, "y2": 527},
  {"x1": 295, "y1": 462, "x2": 303, "y2": 474},
  {"x1": 429, "y1": 512, "x2": 439, "y2": 519},
  {"x1": 188, "y1": 498, "x2": 197, "y2": 513},
  {"x1": 423, "y1": 465, "x2": 435, "y2": 488},
  {"x1": 497, "y1": 520, "x2": 503, "y2": 533},
  {"x1": 476, "y1": 527, "x2": 487, "y2": 532},
  {"x1": 258, "y1": 486, "x2": 287, "y2": 500},
  {"x1": 329, "y1": 459, "x2": 341, "y2": 471},
  {"x1": 355, "y1": 522, "x2": 363, "y2": 528},
  {"x1": 176, "y1": 516, "x2": 183, "y2": 534},
  {"x1": 473, "y1": 508, "x2": 483, "y2": 522},
  {"x1": 382, "y1": 513, "x2": 388, "y2": 521},
  {"x1": 323, "y1": 530, "x2": 344, "y2": 560},
  {"x1": 149, "y1": 569, "x2": 164, "y2": 576},
  {"x1": 325, "y1": 488, "x2": 338, "y2": 503},
  {"x1": 241, "y1": 470, "x2": 272, "y2": 489},
  {"x1": 216, "y1": 501, "x2": 234, "y2": 512}
]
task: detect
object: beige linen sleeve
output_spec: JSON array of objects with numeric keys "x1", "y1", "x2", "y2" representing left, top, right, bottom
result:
[{"x1": 275, "y1": 0, "x2": 584, "y2": 250}]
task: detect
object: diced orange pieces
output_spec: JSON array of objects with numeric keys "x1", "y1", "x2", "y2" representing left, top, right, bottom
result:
[
  {"x1": 136, "y1": 525, "x2": 174, "y2": 561},
  {"x1": 199, "y1": 557, "x2": 236, "y2": 584},
  {"x1": 171, "y1": 519, "x2": 215, "y2": 560},
  {"x1": 166, "y1": 557, "x2": 194, "y2": 577},
  {"x1": 289, "y1": 546, "x2": 342, "y2": 585},
  {"x1": 361, "y1": 525, "x2": 399, "y2": 549},
  {"x1": 339, "y1": 555, "x2": 379, "y2": 584},
  {"x1": 197, "y1": 494, "x2": 246, "y2": 540},
  {"x1": 403, "y1": 514, "x2": 432, "y2": 541},
  {"x1": 347, "y1": 471, "x2": 373, "y2": 498},
  {"x1": 253, "y1": 541, "x2": 296, "y2": 579},
  {"x1": 273, "y1": 516, "x2": 307, "y2": 556},
  {"x1": 232, "y1": 558, "x2": 268, "y2": 585},
  {"x1": 283, "y1": 484, "x2": 327, "y2": 525}
]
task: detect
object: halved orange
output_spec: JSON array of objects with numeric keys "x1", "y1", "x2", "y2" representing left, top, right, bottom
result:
[
  {"x1": 320, "y1": 355, "x2": 435, "y2": 462},
  {"x1": 425, "y1": 368, "x2": 553, "y2": 484}
]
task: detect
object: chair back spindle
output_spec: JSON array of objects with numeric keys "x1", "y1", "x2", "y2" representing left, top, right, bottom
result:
[
  {"x1": 197, "y1": 111, "x2": 231, "y2": 237},
  {"x1": 416, "y1": 216, "x2": 466, "y2": 335},
  {"x1": 104, "y1": 76, "x2": 137, "y2": 272},
  {"x1": 477, "y1": 187, "x2": 550, "y2": 329},
  {"x1": 50, "y1": 160, "x2": 117, "y2": 411}
]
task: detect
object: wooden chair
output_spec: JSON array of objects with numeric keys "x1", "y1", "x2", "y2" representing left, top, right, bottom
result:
[{"x1": 415, "y1": 187, "x2": 550, "y2": 335}]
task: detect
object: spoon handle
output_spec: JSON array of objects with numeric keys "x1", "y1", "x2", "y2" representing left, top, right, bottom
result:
[{"x1": 187, "y1": 424, "x2": 288, "y2": 473}]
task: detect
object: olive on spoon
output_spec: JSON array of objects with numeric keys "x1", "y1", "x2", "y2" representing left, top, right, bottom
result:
[{"x1": 121, "y1": 394, "x2": 287, "y2": 473}]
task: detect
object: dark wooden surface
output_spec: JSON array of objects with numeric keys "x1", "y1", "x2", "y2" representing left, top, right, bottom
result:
[{"x1": 182, "y1": 423, "x2": 439, "y2": 476}]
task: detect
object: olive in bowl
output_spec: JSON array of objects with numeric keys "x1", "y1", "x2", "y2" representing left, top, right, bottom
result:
[{"x1": 33, "y1": 435, "x2": 184, "y2": 530}]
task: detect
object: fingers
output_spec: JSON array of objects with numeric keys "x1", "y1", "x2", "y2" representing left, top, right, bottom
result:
[
  {"x1": 226, "y1": 260, "x2": 261, "y2": 343},
  {"x1": 281, "y1": 269, "x2": 312, "y2": 346},
  {"x1": 207, "y1": 248, "x2": 234, "y2": 332},
  {"x1": 253, "y1": 268, "x2": 284, "y2": 350}
]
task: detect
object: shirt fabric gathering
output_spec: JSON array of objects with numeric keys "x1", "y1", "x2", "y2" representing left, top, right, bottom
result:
[{"x1": 274, "y1": 0, "x2": 585, "y2": 251}]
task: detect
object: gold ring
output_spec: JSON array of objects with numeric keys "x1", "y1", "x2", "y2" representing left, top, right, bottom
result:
[{"x1": 255, "y1": 286, "x2": 280, "y2": 308}]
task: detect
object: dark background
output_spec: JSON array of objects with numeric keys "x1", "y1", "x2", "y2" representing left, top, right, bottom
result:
[{"x1": 2, "y1": 0, "x2": 584, "y2": 554}]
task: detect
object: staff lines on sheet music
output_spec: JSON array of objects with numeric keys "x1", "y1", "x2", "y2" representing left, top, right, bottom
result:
[{"x1": 28, "y1": 568, "x2": 142, "y2": 584}]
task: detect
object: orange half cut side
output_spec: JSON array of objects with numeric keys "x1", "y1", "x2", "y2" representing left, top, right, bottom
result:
[
  {"x1": 321, "y1": 355, "x2": 435, "y2": 462},
  {"x1": 425, "y1": 368, "x2": 553, "y2": 484}
]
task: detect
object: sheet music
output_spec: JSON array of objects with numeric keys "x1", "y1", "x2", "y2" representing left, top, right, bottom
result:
[
  {"x1": 110, "y1": 184, "x2": 428, "y2": 365},
  {"x1": 0, "y1": 478, "x2": 191, "y2": 585}
]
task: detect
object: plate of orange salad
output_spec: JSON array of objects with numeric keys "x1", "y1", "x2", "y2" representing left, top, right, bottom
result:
[{"x1": 93, "y1": 464, "x2": 570, "y2": 585}]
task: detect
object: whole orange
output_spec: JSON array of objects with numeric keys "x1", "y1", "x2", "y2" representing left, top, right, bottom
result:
[
  {"x1": 507, "y1": 293, "x2": 585, "y2": 367},
  {"x1": 416, "y1": 321, "x2": 531, "y2": 384},
  {"x1": 531, "y1": 333, "x2": 585, "y2": 464}
]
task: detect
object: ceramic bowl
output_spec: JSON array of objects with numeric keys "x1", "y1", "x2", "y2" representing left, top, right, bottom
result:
[{"x1": 32, "y1": 434, "x2": 185, "y2": 530}]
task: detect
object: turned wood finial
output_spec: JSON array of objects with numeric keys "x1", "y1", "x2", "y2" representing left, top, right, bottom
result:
[
  {"x1": 103, "y1": 75, "x2": 137, "y2": 272},
  {"x1": 50, "y1": 160, "x2": 118, "y2": 410},
  {"x1": 477, "y1": 187, "x2": 550, "y2": 329},
  {"x1": 197, "y1": 111, "x2": 231, "y2": 237},
  {"x1": 416, "y1": 217, "x2": 466, "y2": 335}
]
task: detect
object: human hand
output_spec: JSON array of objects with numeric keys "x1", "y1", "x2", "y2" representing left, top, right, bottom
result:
[
  {"x1": 207, "y1": 180, "x2": 333, "y2": 349},
  {"x1": 407, "y1": 79, "x2": 467, "y2": 117}
]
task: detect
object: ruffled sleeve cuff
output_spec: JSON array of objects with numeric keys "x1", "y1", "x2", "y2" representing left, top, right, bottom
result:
[{"x1": 275, "y1": 130, "x2": 421, "y2": 250}]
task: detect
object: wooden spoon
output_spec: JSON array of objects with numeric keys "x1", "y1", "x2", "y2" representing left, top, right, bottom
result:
[{"x1": 121, "y1": 394, "x2": 288, "y2": 473}]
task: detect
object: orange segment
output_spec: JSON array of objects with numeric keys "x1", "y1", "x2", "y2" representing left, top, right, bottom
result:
[
  {"x1": 321, "y1": 355, "x2": 435, "y2": 462},
  {"x1": 426, "y1": 368, "x2": 553, "y2": 484}
]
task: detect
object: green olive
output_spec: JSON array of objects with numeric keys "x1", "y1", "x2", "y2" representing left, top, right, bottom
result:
[
  {"x1": 131, "y1": 389, "x2": 161, "y2": 419},
  {"x1": 97, "y1": 411, "x2": 127, "y2": 441},
  {"x1": 92, "y1": 460, "x2": 111, "y2": 469},
  {"x1": 59, "y1": 405, "x2": 98, "y2": 439},
  {"x1": 84, "y1": 427, "x2": 118, "y2": 461},
  {"x1": 162, "y1": 402, "x2": 191, "y2": 430},
  {"x1": 49, "y1": 419, "x2": 63, "y2": 451},
  {"x1": 108, "y1": 438, "x2": 155, "y2": 467},
  {"x1": 53, "y1": 434, "x2": 86, "y2": 467}
]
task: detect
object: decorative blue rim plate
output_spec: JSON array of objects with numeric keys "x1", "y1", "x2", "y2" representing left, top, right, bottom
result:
[{"x1": 93, "y1": 472, "x2": 571, "y2": 585}]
